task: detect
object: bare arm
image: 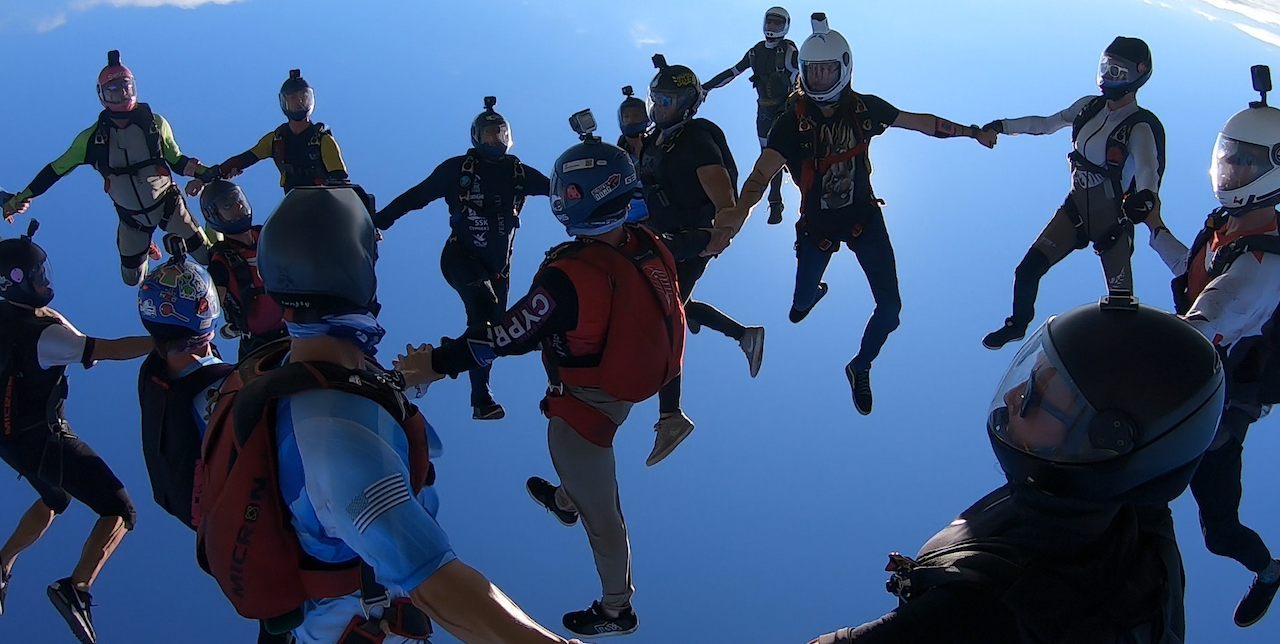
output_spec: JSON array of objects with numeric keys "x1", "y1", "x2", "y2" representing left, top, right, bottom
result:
[
  {"x1": 719, "y1": 148, "x2": 787, "y2": 234},
  {"x1": 90, "y1": 336, "x2": 154, "y2": 362},
  {"x1": 411, "y1": 559, "x2": 573, "y2": 644},
  {"x1": 892, "y1": 112, "x2": 996, "y2": 148},
  {"x1": 697, "y1": 164, "x2": 737, "y2": 214}
]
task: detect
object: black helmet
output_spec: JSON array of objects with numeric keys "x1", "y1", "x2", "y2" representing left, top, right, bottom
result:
[
  {"x1": 648, "y1": 54, "x2": 704, "y2": 131},
  {"x1": 1098, "y1": 37, "x2": 1152, "y2": 100},
  {"x1": 279, "y1": 69, "x2": 314, "y2": 122},
  {"x1": 258, "y1": 186, "x2": 377, "y2": 322},
  {"x1": 470, "y1": 96, "x2": 512, "y2": 159},
  {"x1": 0, "y1": 221, "x2": 54, "y2": 308},
  {"x1": 199, "y1": 178, "x2": 253, "y2": 234},
  {"x1": 618, "y1": 86, "x2": 650, "y2": 137},
  {"x1": 987, "y1": 302, "x2": 1224, "y2": 503}
]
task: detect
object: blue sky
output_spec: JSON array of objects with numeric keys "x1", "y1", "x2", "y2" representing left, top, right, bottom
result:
[{"x1": 1, "y1": 0, "x2": 1279, "y2": 642}]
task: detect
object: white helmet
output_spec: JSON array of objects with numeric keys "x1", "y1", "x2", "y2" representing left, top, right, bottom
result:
[
  {"x1": 798, "y1": 13, "x2": 852, "y2": 105},
  {"x1": 1212, "y1": 104, "x2": 1280, "y2": 214},
  {"x1": 764, "y1": 7, "x2": 790, "y2": 40}
]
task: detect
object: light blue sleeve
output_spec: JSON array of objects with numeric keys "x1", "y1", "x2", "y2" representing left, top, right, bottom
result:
[{"x1": 286, "y1": 390, "x2": 457, "y2": 593}]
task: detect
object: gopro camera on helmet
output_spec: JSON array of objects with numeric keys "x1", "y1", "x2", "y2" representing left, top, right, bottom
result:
[
  {"x1": 1252, "y1": 65, "x2": 1271, "y2": 107},
  {"x1": 569, "y1": 109, "x2": 598, "y2": 139},
  {"x1": 484, "y1": 95, "x2": 498, "y2": 110},
  {"x1": 652, "y1": 54, "x2": 668, "y2": 69}
]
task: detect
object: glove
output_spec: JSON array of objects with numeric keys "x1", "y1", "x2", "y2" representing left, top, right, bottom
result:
[
  {"x1": 981, "y1": 120, "x2": 1004, "y2": 134},
  {"x1": 197, "y1": 165, "x2": 222, "y2": 183},
  {"x1": 1123, "y1": 189, "x2": 1157, "y2": 224}
]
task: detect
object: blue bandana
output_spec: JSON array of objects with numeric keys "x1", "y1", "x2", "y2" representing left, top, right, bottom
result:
[{"x1": 286, "y1": 312, "x2": 387, "y2": 356}]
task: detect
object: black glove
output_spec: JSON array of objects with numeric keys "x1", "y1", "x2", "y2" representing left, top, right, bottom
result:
[
  {"x1": 197, "y1": 164, "x2": 222, "y2": 183},
  {"x1": 981, "y1": 120, "x2": 1004, "y2": 134},
  {"x1": 1123, "y1": 189, "x2": 1157, "y2": 224}
]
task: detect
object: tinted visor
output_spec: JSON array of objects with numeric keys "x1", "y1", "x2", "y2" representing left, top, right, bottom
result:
[
  {"x1": 802, "y1": 60, "x2": 842, "y2": 95},
  {"x1": 987, "y1": 326, "x2": 1126, "y2": 464},
  {"x1": 480, "y1": 122, "x2": 512, "y2": 148},
  {"x1": 1213, "y1": 134, "x2": 1275, "y2": 192},
  {"x1": 29, "y1": 259, "x2": 53, "y2": 301},
  {"x1": 100, "y1": 77, "x2": 136, "y2": 106},
  {"x1": 209, "y1": 186, "x2": 252, "y2": 227}
]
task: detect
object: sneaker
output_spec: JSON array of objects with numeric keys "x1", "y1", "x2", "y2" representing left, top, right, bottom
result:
[
  {"x1": 739, "y1": 326, "x2": 765, "y2": 378},
  {"x1": 982, "y1": 318, "x2": 1027, "y2": 351},
  {"x1": 1235, "y1": 559, "x2": 1280, "y2": 627},
  {"x1": 472, "y1": 401, "x2": 506, "y2": 421},
  {"x1": 47, "y1": 577, "x2": 96, "y2": 644},
  {"x1": 526, "y1": 477, "x2": 578, "y2": 527},
  {"x1": 846, "y1": 362, "x2": 873, "y2": 416},
  {"x1": 563, "y1": 600, "x2": 639, "y2": 638},
  {"x1": 789, "y1": 283, "x2": 828, "y2": 324},
  {"x1": 767, "y1": 201, "x2": 785, "y2": 225},
  {"x1": 647, "y1": 412, "x2": 695, "y2": 467},
  {"x1": 0, "y1": 568, "x2": 9, "y2": 617}
]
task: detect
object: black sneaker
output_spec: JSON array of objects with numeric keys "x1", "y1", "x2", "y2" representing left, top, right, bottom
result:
[
  {"x1": 789, "y1": 282, "x2": 828, "y2": 324},
  {"x1": 563, "y1": 600, "x2": 638, "y2": 638},
  {"x1": 526, "y1": 477, "x2": 578, "y2": 527},
  {"x1": 767, "y1": 201, "x2": 785, "y2": 225},
  {"x1": 846, "y1": 362, "x2": 872, "y2": 416},
  {"x1": 48, "y1": 577, "x2": 96, "y2": 644},
  {"x1": 472, "y1": 401, "x2": 506, "y2": 421},
  {"x1": 0, "y1": 568, "x2": 9, "y2": 617},
  {"x1": 1235, "y1": 560, "x2": 1280, "y2": 627},
  {"x1": 982, "y1": 318, "x2": 1027, "y2": 351}
]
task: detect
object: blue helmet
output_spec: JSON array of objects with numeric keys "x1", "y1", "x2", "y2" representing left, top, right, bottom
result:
[
  {"x1": 550, "y1": 124, "x2": 637, "y2": 237},
  {"x1": 618, "y1": 85, "x2": 650, "y2": 137},
  {"x1": 199, "y1": 178, "x2": 253, "y2": 234},
  {"x1": 470, "y1": 96, "x2": 512, "y2": 159},
  {"x1": 138, "y1": 255, "x2": 221, "y2": 342}
]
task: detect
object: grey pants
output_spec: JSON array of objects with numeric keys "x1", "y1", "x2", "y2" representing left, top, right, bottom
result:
[
  {"x1": 116, "y1": 195, "x2": 210, "y2": 285},
  {"x1": 548, "y1": 388, "x2": 634, "y2": 612}
]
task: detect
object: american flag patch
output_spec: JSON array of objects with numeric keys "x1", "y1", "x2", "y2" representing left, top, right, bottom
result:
[{"x1": 346, "y1": 474, "x2": 413, "y2": 533}]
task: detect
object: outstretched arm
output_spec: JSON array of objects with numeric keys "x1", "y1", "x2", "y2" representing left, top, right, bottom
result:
[
  {"x1": 155, "y1": 114, "x2": 211, "y2": 178},
  {"x1": 717, "y1": 148, "x2": 787, "y2": 234},
  {"x1": 891, "y1": 111, "x2": 996, "y2": 148},
  {"x1": 3, "y1": 126, "x2": 95, "y2": 220},
  {"x1": 988, "y1": 95, "x2": 1094, "y2": 137},
  {"x1": 412, "y1": 560, "x2": 576, "y2": 644},
  {"x1": 702, "y1": 50, "x2": 753, "y2": 92},
  {"x1": 373, "y1": 160, "x2": 454, "y2": 230}
]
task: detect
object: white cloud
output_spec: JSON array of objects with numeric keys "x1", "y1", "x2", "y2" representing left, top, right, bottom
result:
[
  {"x1": 1190, "y1": 0, "x2": 1280, "y2": 47},
  {"x1": 35, "y1": 13, "x2": 68, "y2": 32},
  {"x1": 630, "y1": 23, "x2": 664, "y2": 48},
  {"x1": 19, "y1": 0, "x2": 248, "y2": 32},
  {"x1": 1235, "y1": 20, "x2": 1280, "y2": 45}
]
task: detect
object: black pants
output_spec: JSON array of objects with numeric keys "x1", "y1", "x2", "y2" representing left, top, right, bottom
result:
[
  {"x1": 810, "y1": 585, "x2": 1019, "y2": 644},
  {"x1": 0, "y1": 423, "x2": 136, "y2": 529},
  {"x1": 440, "y1": 241, "x2": 510, "y2": 406},
  {"x1": 1190, "y1": 405, "x2": 1274, "y2": 573},
  {"x1": 657, "y1": 255, "x2": 747, "y2": 414},
  {"x1": 795, "y1": 212, "x2": 902, "y2": 371},
  {"x1": 756, "y1": 106, "x2": 785, "y2": 205}
]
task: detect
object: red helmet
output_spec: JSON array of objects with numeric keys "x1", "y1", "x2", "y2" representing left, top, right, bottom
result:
[{"x1": 97, "y1": 50, "x2": 137, "y2": 113}]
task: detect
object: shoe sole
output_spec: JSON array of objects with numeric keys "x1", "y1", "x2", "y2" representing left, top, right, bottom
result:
[
  {"x1": 565, "y1": 620, "x2": 639, "y2": 638},
  {"x1": 473, "y1": 407, "x2": 506, "y2": 421},
  {"x1": 526, "y1": 482, "x2": 578, "y2": 527},
  {"x1": 845, "y1": 365, "x2": 872, "y2": 416},
  {"x1": 645, "y1": 423, "x2": 695, "y2": 467},
  {"x1": 47, "y1": 585, "x2": 96, "y2": 644},
  {"x1": 982, "y1": 335, "x2": 1024, "y2": 351},
  {"x1": 744, "y1": 328, "x2": 764, "y2": 378}
]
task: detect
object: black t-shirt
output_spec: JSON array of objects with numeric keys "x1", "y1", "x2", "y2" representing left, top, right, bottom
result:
[
  {"x1": 638, "y1": 120, "x2": 730, "y2": 235},
  {"x1": 767, "y1": 92, "x2": 900, "y2": 240}
]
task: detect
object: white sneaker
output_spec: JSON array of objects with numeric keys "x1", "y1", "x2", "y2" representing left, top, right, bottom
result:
[
  {"x1": 647, "y1": 412, "x2": 694, "y2": 467},
  {"x1": 739, "y1": 326, "x2": 765, "y2": 378}
]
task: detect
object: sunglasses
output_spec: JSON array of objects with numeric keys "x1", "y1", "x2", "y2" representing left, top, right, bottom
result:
[{"x1": 1018, "y1": 366, "x2": 1078, "y2": 426}]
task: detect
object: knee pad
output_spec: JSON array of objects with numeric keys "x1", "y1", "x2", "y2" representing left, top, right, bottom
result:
[
  {"x1": 1015, "y1": 249, "x2": 1052, "y2": 281},
  {"x1": 120, "y1": 253, "x2": 149, "y2": 287}
]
